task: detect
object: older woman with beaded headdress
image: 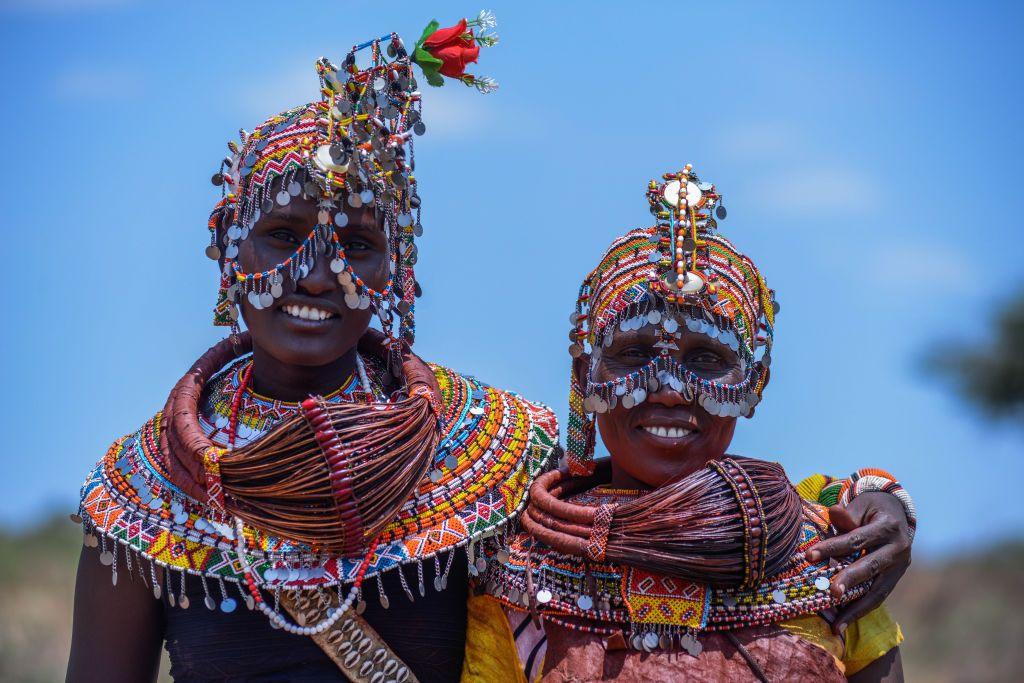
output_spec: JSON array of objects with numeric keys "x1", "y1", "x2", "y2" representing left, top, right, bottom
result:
[
  {"x1": 66, "y1": 14, "x2": 562, "y2": 683},
  {"x1": 476, "y1": 166, "x2": 913, "y2": 682}
]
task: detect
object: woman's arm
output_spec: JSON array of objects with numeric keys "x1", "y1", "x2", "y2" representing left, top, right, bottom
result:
[
  {"x1": 808, "y1": 492, "x2": 913, "y2": 633},
  {"x1": 849, "y1": 646, "x2": 903, "y2": 683},
  {"x1": 66, "y1": 545, "x2": 164, "y2": 683}
]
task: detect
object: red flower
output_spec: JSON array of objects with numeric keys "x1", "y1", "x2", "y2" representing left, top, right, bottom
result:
[{"x1": 421, "y1": 18, "x2": 480, "y2": 78}]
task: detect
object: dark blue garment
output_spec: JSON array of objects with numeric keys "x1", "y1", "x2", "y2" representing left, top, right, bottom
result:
[{"x1": 163, "y1": 553, "x2": 468, "y2": 683}]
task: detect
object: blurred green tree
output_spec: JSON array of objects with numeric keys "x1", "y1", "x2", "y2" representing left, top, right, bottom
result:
[{"x1": 928, "y1": 290, "x2": 1024, "y2": 418}]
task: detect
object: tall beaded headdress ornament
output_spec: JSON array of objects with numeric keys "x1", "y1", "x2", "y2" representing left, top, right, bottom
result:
[
  {"x1": 566, "y1": 164, "x2": 779, "y2": 474},
  {"x1": 206, "y1": 11, "x2": 500, "y2": 353}
]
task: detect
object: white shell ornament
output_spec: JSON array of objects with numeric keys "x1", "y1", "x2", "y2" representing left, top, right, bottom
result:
[
  {"x1": 662, "y1": 179, "x2": 704, "y2": 208},
  {"x1": 313, "y1": 144, "x2": 350, "y2": 174}
]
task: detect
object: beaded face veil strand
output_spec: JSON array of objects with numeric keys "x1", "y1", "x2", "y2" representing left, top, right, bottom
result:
[
  {"x1": 206, "y1": 11, "x2": 500, "y2": 353},
  {"x1": 566, "y1": 165, "x2": 780, "y2": 475}
]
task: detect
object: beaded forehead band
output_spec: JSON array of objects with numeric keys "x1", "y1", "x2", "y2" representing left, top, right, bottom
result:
[
  {"x1": 206, "y1": 12, "x2": 499, "y2": 349},
  {"x1": 566, "y1": 164, "x2": 779, "y2": 475}
]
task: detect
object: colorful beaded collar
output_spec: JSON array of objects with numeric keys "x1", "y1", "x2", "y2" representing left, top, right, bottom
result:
[
  {"x1": 485, "y1": 491, "x2": 865, "y2": 653},
  {"x1": 76, "y1": 362, "x2": 558, "y2": 615}
]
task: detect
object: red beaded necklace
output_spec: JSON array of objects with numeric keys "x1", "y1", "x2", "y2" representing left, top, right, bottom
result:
[{"x1": 225, "y1": 357, "x2": 383, "y2": 632}]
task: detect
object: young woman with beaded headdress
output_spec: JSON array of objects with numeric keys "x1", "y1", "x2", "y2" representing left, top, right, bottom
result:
[
  {"x1": 66, "y1": 14, "x2": 560, "y2": 683},
  {"x1": 65, "y1": 16, "x2": 914, "y2": 682},
  {"x1": 474, "y1": 165, "x2": 912, "y2": 682}
]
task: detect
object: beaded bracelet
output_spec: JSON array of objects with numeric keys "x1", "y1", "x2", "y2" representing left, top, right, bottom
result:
[{"x1": 820, "y1": 468, "x2": 917, "y2": 542}]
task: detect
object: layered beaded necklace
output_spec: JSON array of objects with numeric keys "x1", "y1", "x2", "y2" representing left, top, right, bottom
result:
[{"x1": 220, "y1": 353, "x2": 382, "y2": 635}]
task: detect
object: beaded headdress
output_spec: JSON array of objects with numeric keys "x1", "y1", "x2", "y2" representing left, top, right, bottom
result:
[
  {"x1": 566, "y1": 164, "x2": 779, "y2": 474},
  {"x1": 206, "y1": 12, "x2": 500, "y2": 349}
]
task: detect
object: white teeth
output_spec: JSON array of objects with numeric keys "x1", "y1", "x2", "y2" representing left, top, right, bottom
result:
[
  {"x1": 642, "y1": 426, "x2": 692, "y2": 439},
  {"x1": 282, "y1": 304, "x2": 335, "y2": 321}
]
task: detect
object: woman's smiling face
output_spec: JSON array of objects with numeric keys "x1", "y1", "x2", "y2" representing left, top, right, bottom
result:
[
  {"x1": 584, "y1": 316, "x2": 746, "y2": 488},
  {"x1": 232, "y1": 177, "x2": 389, "y2": 368}
]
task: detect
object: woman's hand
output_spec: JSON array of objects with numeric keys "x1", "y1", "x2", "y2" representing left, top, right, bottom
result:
[{"x1": 805, "y1": 492, "x2": 913, "y2": 635}]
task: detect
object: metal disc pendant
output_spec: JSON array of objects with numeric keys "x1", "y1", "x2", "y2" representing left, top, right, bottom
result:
[
  {"x1": 276, "y1": 190, "x2": 290, "y2": 206},
  {"x1": 358, "y1": 295, "x2": 370, "y2": 310},
  {"x1": 434, "y1": 576, "x2": 443, "y2": 591},
  {"x1": 659, "y1": 634, "x2": 673, "y2": 649},
  {"x1": 397, "y1": 213, "x2": 412, "y2": 227},
  {"x1": 318, "y1": 210, "x2": 331, "y2": 225},
  {"x1": 220, "y1": 598, "x2": 237, "y2": 613},
  {"x1": 631, "y1": 634, "x2": 644, "y2": 650},
  {"x1": 772, "y1": 589, "x2": 787, "y2": 604},
  {"x1": 270, "y1": 283, "x2": 283, "y2": 298},
  {"x1": 334, "y1": 212, "x2": 349, "y2": 227},
  {"x1": 577, "y1": 595, "x2": 593, "y2": 610},
  {"x1": 205, "y1": 245, "x2": 221, "y2": 260},
  {"x1": 99, "y1": 551, "x2": 114, "y2": 566},
  {"x1": 663, "y1": 318, "x2": 679, "y2": 333},
  {"x1": 259, "y1": 292, "x2": 273, "y2": 308},
  {"x1": 536, "y1": 589, "x2": 552, "y2": 604},
  {"x1": 348, "y1": 192, "x2": 363, "y2": 208},
  {"x1": 287, "y1": 181, "x2": 301, "y2": 196},
  {"x1": 360, "y1": 189, "x2": 374, "y2": 204},
  {"x1": 716, "y1": 204, "x2": 727, "y2": 220},
  {"x1": 344, "y1": 293, "x2": 359, "y2": 309},
  {"x1": 429, "y1": 469, "x2": 443, "y2": 483},
  {"x1": 643, "y1": 632, "x2": 659, "y2": 651},
  {"x1": 261, "y1": 198, "x2": 274, "y2": 214},
  {"x1": 413, "y1": 121, "x2": 426, "y2": 136},
  {"x1": 444, "y1": 455, "x2": 458, "y2": 470},
  {"x1": 179, "y1": 594, "x2": 190, "y2": 609},
  {"x1": 330, "y1": 258, "x2": 345, "y2": 273},
  {"x1": 475, "y1": 557, "x2": 488, "y2": 573},
  {"x1": 814, "y1": 576, "x2": 830, "y2": 591},
  {"x1": 204, "y1": 595, "x2": 216, "y2": 610},
  {"x1": 153, "y1": 584, "x2": 162, "y2": 600},
  {"x1": 380, "y1": 594, "x2": 390, "y2": 609}
]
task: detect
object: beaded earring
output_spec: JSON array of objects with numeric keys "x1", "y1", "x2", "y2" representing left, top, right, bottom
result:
[{"x1": 566, "y1": 367, "x2": 596, "y2": 475}]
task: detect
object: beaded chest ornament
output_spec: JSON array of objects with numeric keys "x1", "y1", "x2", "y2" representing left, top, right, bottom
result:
[
  {"x1": 566, "y1": 164, "x2": 780, "y2": 474},
  {"x1": 207, "y1": 12, "x2": 500, "y2": 348}
]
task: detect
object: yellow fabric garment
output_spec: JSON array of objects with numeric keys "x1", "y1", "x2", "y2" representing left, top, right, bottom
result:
[
  {"x1": 462, "y1": 594, "x2": 902, "y2": 681},
  {"x1": 461, "y1": 593, "x2": 527, "y2": 683},
  {"x1": 781, "y1": 607, "x2": 903, "y2": 676}
]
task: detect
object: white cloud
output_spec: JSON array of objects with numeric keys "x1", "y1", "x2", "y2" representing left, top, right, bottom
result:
[
  {"x1": 752, "y1": 165, "x2": 871, "y2": 215},
  {"x1": 717, "y1": 120, "x2": 800, "y2": 163},
  {"x1": 869, "y1": 242, "x2": 978, "y2": 293},
  {"x1": 54, "y1": 65, "x2": 142, "y2": 99}
]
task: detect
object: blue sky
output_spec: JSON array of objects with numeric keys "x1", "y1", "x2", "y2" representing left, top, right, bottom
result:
[{"x1": 0, "y1": 1, "x2": 1021, "y2": 557}]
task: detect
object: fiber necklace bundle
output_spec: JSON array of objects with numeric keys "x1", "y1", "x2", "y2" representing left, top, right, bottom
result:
[
  {"x1": 161, "y1": 332, "x2": 439, "y2": 555},
  {"x1": 522, "y1": 457, "x2": 803, "y2": 589}
]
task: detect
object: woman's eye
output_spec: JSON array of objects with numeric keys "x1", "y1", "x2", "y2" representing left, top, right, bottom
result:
[
  {"x1": 619, "y1": 346, "x2": 653, "y2": 360},
  {"x1": 342, "y1": 239, "x2": 371, "y2": 252},
  {"x1": 268, "y1": 230, "x2": 300, "y2": 245},
  {"x1": 688, "y1": 350, "x2": 725, "y2": 366}
]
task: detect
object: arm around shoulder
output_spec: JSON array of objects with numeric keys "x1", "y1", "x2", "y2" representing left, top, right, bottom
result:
[{"x1": 66, "y1": 545, "x2": 164, "y2": 683}]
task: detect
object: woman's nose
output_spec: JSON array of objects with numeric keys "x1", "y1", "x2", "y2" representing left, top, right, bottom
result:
[
  {"x1": 646, "y1": 383, "x2": 694, "y2": 408},
  {"x1": 295, "y1": 250, "x2": 338, "y2": 296}
]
